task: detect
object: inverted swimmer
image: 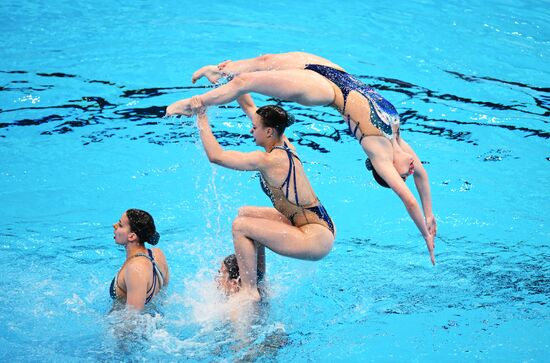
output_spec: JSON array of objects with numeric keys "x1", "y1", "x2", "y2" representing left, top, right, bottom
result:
[
  {"x1": 110, "y1": 209, "x2": 170, "y2": 310},
  {"x1": 166, "y1": 51, "x2": 436, "y2": 264},
  {"x1": 192, "y1": 95, "x2": 335, "y2": 301}
]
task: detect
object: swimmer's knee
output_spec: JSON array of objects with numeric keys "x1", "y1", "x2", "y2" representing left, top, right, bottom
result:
[
  {"x1": 232, "y1": 217, "x2": 240, "y2": 233},
  {"x1": 308, "y1": 235, "x2": 334, "y2": 261},
  {"x1": 232, "y1": 216, "x2": 248, "y2": 235},
  {"x1": 237, "y1": 206, "x2": 251, "y2": 217},
  {"x1": 257, "y1": 54, "x2": 275, "y2": 65},
  {"x1": 230, "y1": 73, "x2": 252, "y2": 90}
]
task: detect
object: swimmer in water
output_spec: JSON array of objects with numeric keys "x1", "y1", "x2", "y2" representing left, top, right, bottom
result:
[
  {"x1": 167, "y1": 51, "x2": 436, "y2": 264},
  {"x1": 192, "y1": 94, "x2": 335, "y2": 302},
  {"x1": 217, "y1": 250, "x2": 265, "y2": 296},
  {"x1": 110, "y1": 209, "x2": 170, "y2": 310}
]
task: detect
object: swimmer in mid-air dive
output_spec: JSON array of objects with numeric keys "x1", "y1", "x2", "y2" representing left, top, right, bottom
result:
[
  {"x1": 110, "y1": 209, "x2": 170, "y2": 310},
  {"x1": 166, "y1": 51, "x2": 436, "y2": 264},
  {"x1": 192, "y1": 94, "x2": 335, "y2": 302}
]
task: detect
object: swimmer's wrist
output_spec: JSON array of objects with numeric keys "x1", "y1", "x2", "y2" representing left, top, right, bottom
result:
[{"x1": 190, "y1": 96, "x2": 206, "y2": 114}]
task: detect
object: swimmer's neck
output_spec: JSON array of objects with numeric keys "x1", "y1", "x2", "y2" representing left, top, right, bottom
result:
[
  {"x1": 264, "y1": 137, "x2": 284, "y2": 152},
  {"x1": 124, "y1": 242, "x2": 148, "y2": 259}
]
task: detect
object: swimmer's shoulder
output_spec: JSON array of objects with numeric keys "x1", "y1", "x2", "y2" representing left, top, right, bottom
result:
[{"x1": 151, "y1": 248, "x2": 170, "y2": 282}]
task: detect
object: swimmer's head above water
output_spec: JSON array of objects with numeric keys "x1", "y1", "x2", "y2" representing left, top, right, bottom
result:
[
  {"x1": 113, "y1": 208, "x2": 160, "y2": 246},
  {"x1": 250, "y1": 105, "x2": 295, "y2": 146},
  {"x1": 217, "y1": 254, "x2": 264, "y2": 296}
]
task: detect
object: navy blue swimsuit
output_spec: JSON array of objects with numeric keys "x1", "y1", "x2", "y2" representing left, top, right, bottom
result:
[
  {"x1": 305, "y1": 64, "x2": 400, "y2": 141},
  {"x1": 259, "y1": 142, "x2": 335, "y2": 235},
  {"x1": 110, "y1": 249, "x2": 165, "y2": 304}
]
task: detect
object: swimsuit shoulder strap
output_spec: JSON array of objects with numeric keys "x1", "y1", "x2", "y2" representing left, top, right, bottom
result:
[
  {"x1": 270, "y1": 141, "x2": 300, "y2": 159},
  {"x1": 272, "y1": 142, "x2": 301, "y2": 204},
  {"x1": 141, "y1": 249, "x2": 165, "y2": 304},
  {"x1": 112, "y1": 249, "x2": 165, "y2": 302},
  {"x1": 131, "y1": 251, "x2": 151, "y2": 261},
  {"x1": 147, "y1": 248, "x2": 165, "y2": 289}
]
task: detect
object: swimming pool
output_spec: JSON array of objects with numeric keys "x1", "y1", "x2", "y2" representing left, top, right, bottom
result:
[{"x1": 1, "y1": 0, "x2": 548, "y2": 361}]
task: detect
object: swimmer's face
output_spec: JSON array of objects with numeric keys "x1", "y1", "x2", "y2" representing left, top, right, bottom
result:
[
  {"x1": 216, "y1": 261, "x2": 240, "y2": 295},
  {"x1": 393, "y1": 148, "x2": 415, "y2": 180},
  {"x1": 113, "y1": 213, "x2": 136, "y2": 245},
  {"x1": 250, "y1": 115, "x2": 271, "y2": 146}
]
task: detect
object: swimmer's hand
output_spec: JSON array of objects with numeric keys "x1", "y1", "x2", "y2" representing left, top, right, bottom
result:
[
  {"x1": 426, "y1": 214, "x2": 437, "y2": 237},
  {"x1": 190, "y1": 96, "x2": 206, "y2": 117},
  {"x1": 425, "y1": 233, "x2": 435, "y2": 265},
  {"x1": 166, "y1": 98, "x2": 194, "y2": 117}
]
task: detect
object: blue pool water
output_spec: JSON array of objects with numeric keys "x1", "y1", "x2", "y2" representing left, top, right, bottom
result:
[{"x1": 1, "y1": 0, "x2": 549, "y2": 361}]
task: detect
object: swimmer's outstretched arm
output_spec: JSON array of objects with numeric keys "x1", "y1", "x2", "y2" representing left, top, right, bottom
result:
[
  {"x1": 192, "y1": 97, "x2": 267, "y2": 171},
  {"x1": 399, "y1": 139, "x2": 436, "y2": 237},
  {"x1": 237, "y1": 94, "x2": 258, "y2": 120},
  {"x1": 370, "y1": 154, "x2": 435, "y2": 265},
  {"x1": 390, "y1": 128, "x2": 436, "y2": 239}
]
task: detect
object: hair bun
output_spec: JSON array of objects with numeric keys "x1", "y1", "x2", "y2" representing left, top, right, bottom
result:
[
  {"x1": 148, "y1": 231, "x2": 160, "y2": 245},
  {"x1": 285, "y1": 112, "x2": 296, "y2": 127}
]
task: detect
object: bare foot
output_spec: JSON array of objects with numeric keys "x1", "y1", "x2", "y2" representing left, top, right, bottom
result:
[
  {"x1": 165, "y1": 98, "x2": 193, "y2": 117},
  {"x1": 191, "y1": 65, "x2": 224, "y2": 84},
  {"x1": 217, "y1": 59, "x2": 232, "y2": 70}
]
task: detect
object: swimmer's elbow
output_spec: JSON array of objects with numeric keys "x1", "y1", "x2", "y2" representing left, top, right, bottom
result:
[
  {"x1": 209, "y1": 156, "x2": 223, "y2": 166},
  {"x1": 207, "y1": 153, "x2": 219, "y2": 163},
  {"x1": 206, "y1": 151, "x2": 224, "y2": 165}
]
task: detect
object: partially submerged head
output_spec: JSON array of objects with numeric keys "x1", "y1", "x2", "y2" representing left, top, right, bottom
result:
[
  {"x1": 217, "y1": 254, "x2": 264, "y2": 295},
  {"x1": 217, "y1": 254, "x2": 241, "y2": 295},
  {"x1": 250, "y1": 105, "x2": 295, "y2": 146},
  {"x1": 113, "y1": 209, "x2": 160, "y2": 246}
]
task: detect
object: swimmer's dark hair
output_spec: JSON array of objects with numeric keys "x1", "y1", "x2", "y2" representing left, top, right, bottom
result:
[
  {"x1": 223, "y1": 254, "x2": 240, "y2": 280},
  {"x1": 223, "y1": 253, "x2": 264, "y2": 282},
  {"x1": 126, "y1": 209, "x2": 160, "y2": 245},
  {"x1": 365, "y1": 159, "x2": 391, "y2": 189},
  {"x1": 256, "y1": 105, "x2": 295, "y2": 136}
]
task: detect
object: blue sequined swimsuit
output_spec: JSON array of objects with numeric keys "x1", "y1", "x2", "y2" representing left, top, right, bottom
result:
[
  {"x1": 260, "y1": 142, "x2": 335, "y2": 235},
  {"x1": 305, "y1": 64, "x2": 400, "y2": 142},
  {"x1": 110, "y1": 249, "x2": 165, "y2": 304}
]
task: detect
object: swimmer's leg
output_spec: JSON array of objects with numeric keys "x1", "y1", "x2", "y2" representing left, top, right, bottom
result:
[
  {"x1": 257, "y1": 244, "x2": 266, "y2": 282},
  {"x1": 236, "y1": 206, "x2": 290, "y2": 283},
  {"x1": 231, "y1": 216, "x2": 333, "y2": 300},
  {"x1": 167, "y1": 69, "x2": 335, "y2": 116},
  {"x1": 192, "y1": 52, "x2": 342, "y2": 83},
  {"x1": 237, "y1": 206, "x2": 292, "y2": 225}
]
